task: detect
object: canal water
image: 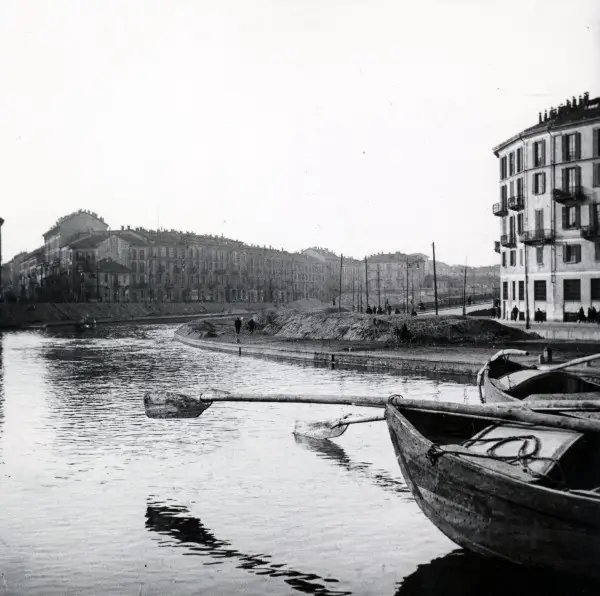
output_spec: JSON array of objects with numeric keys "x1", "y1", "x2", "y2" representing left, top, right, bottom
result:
[{"x1": 0, "y1": 324, "x2": 591, "y2": 595}]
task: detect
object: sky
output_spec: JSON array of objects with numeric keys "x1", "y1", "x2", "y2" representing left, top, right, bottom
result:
[{"x1": 0, "y1": 0, "x2": 598, "y2": 266}]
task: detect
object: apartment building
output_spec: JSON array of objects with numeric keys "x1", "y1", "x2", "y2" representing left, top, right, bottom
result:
[{"x1": 493, "y1": 91, "x2": 600, "y2": 322}]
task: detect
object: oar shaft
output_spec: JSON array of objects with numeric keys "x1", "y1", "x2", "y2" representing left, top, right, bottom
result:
[
  {"x1": 201, "y1": 391, "x2": 389, "y2": 409},
  {"x1": 389, "y1": 397, "x2": 600, "y2": 434},
  {"x1": 541, "y1": 353, "x2": 600, "y2": 372}
]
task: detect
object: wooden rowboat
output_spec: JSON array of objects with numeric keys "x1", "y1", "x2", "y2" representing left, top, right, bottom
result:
[
  {"x1": 385, "y1": 395, "x2": 600, "y2": 578},
  {"x1": 477, "y1": 349, "x2": 600, "y2": 404}
]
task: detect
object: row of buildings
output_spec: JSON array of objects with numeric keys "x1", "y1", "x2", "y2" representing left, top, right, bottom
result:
[
  {"x1": 1, "y1": 210, "x2": 496, "y2": 307},
  {"x1": 493, "y1": 91, "x2": 600, "y2": 321}
]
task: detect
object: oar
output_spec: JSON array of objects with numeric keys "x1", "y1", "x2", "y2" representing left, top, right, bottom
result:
[
  {"x1": 143, "y1": 389, "x2": 389, "y2": 419},
  {"x1": 389, "y1": 397, "x2": 600, "y2": 434},
  {"x1": 536, "y1": 353, "x2": 600, "y2": 372},
  {"x1": 294, "y1": 413, "x2": 386, "y2": 440}
]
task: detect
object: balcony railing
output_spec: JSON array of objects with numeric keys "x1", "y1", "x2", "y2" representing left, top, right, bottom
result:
[
  {"x1": 493, "y1": 201, "x2": 509, "y2": 217},
  {"x1": 580, "y1": 224, "x2": 600, "y2": 241},
  {"x1": 519, "y1": 229, "x2": 555, "y2": 245},
  {"x1": 508, "y1": 195, "x2": 524, "y2": 211},
  {"x1": 494, "y1": 241, "x2": 501, "y2": 254},
  {"x1": 553, "y1": 185, "x2": 586, "y2": 204},
  {"x1": 500, "y1": 234, "x2": 517, "y2": 248}
]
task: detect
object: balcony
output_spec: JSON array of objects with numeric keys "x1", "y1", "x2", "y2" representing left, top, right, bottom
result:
[
  {"x1": 553, "y1": 185, "x2": 586, "y2": 204},
  {"x1": 508, "y1": 195, "x2": 524, "y2": 211},
  {"x1": 519, "y1": 229, "x2": 555, "y2": 245},
  {"x1": 500, "y1": 234, "x2": 517, "y2": 248},
  {"x1": 580, "y1": 224, "x2": 600, "y2": 241},
  {"x1": 494, "y1": 241, "x2": 501, "y2": 254},
  {"x1": 493, "y1": 201, "x2": 509, "y2": 217}
]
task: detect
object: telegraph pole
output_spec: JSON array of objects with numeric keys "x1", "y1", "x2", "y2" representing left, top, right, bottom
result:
[
  {"x1": 364, "y1": 257, "x2": 369, "y2": 310},
  {"x1": 352, "y1": 271, "x2": 355, "y2": 311},
  {"x1": 405, "y1": 260, "x2": 409, "y2": 313},
  {"x1": 338, "y1": 254, "x2": 343, "y2": 312},
  {"x1": 432, "y1": 242, "x2": 438, "y2": 315},
  {"x1": 462, "y1": 258, "x2": 468, "y2": 316},
  {"x1": 377, "y1": 265, "x2": 381, "y2": 308}
]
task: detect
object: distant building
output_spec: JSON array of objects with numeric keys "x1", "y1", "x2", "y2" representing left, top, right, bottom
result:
[
  {"x1": 493, "y1": 91, "x2": 600, "y2": 321},
  {"x1": 43, "y1": 209, "x2": 108, "y2": 265}
]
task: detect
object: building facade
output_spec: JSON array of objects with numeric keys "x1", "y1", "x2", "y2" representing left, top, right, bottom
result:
[{"x1": 493, "y1": 92, "x2": 600, "y2": 322}]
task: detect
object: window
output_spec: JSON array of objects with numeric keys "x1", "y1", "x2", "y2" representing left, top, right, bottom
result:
[
  {"x1": 593, "y1": 163, "x2": 600, "y2": 187},
  {"x1": 500, "y1": 185, "x2": 507, "y2": 202},
  {"x1": 516, "y1": 177, "x2": 523, "y2": 197},
  {"x1": 512, "y1": 281, "x2": 516, "y2": 299},
  {"x1": 510, "y1": 251, "x2": 516, "y2": 266},
  {"x1": 500, "y1": 156, "x2": 508, "y2": 180},
  {"x1": 509, "y1": 152, "x2": 515, "y2": 176},
  {"x1": 533, "y1": 140, "x2": 546, "y2": 167},
  {"x1": 517, "y1": 214, "x2": 524, "y2": 235},
  {"x1": 131, "y1": 249, "x2": 137, "y2": 260},
  {"x1": 563, "y1": 279, "x2": 581, "y2": 301},
  {"x1": 536, "y1": 247, "x2": 544, "y2": 265},
  {"x1": 502, "y1": 252, "x2": 507, "y2": 267},
  {"x1": 592, "y1": 279, "x2": 600, "y2": 301},
  {"x1": 139, "y1": 250, "x2": 145, "y2": 260},
  {"x1": 509, "y1": 180, "x2": 514, "y2": 198},
  {"x1": 563, "y1": 244, "x2": 582, "y2": 264},
  {"x1": 594, "y1": 128, "x2": 600, "y2": 158},
  {"x1": 562, "y1": 166, "x2": 581, "y2": 191},
  {"x1": 131, "y1": 262, "x2": 137, "y2": 272},
  {"x1": 596, "y1": 242, "x2": 600, "y2": 261},
  {"x1": 562, "y1": 205, "x2": 581, "y2": 229},
  {"x1": 519, "y1": 248, "x2": 523, "y2": 266},
  {"x1": 534, "y1": 280, "x2": 547, "y2": 301},
  {"x1": 535, "y1": 209, "x2": 544, "y2": 231},
  {"x1": 518, "y1": 281, "x2": 524, "y2": 300},
  {"x1": 139, "y1": 262, "x2": 145, "y2": 273},
  {"x1": 533, "y1": 172, "x2": 546, "y2": 194},
  {"x1": 516, "y1": 148, "x2": 523, "y2": 172},
  {"x1": 563, "y1": 132, "x2": 581, "y2": 161}
]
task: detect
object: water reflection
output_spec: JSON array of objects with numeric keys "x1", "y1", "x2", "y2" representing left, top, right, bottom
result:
[
  {"x1": 146, "y1": 500, "x2": 352, "y2": 596},
  {"x1": 294, "y1": 434, "x2": 411, "y2": 498},
  {"x1": 395, "y1": 550, "x2": 598, "y2": 596}
]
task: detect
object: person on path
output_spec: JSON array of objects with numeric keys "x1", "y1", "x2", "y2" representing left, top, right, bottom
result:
[{"x1": 234, "y1": 317, "x2": 242, "y2": 335}]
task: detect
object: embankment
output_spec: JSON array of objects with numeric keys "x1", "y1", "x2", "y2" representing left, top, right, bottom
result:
[
  {"x1": 0, "y1": 301, "x2": 272, "y2": 329},
  {"x1": 174, "y1": 311, "x2": 555, "y2": 378}
]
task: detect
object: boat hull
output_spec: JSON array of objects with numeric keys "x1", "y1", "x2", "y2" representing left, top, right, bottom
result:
[{"x1": 385, "y1": 404, "x2": 600, "y2": 577}]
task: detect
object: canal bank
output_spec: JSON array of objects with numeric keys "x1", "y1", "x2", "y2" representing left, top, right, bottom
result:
[
  {"x1": 0, "y1": 301, "x2": 273, "y2": 330},
  {"x1": 174, "y1": 312, "x2": 600, "y2": 380}
]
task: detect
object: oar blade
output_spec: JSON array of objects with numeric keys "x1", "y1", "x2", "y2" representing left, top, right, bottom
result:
[
  {"x1": 293, "y1": 419, "x2": 349, "y2": 440},
  {"x1": 144, "y1": 390, "x2": 212, "y2": 419}
]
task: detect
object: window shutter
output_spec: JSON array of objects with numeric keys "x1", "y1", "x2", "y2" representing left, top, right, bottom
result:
[
  {"x1": 562, "y1": 207, "x2": 568, "y2": 229},
  {"x1": 541, "y1": 172, "x2": 546, "y2": 194},
  {"x1": 563, "y1": 245, "x2": 569, "y2": 263},
  {"x1": 575, "y1": 205, "x2": 581, "y2": 228},
  {"x1": 575, "y1": 132, "x2": 582, "y2": 159},
  {"x1": 576, "y1": 165, "x2": 582, "y2": 186},
  {"x1": 541, "y1": 140, "x2": 546, "y2": 165},
  {"x1": 575, "y1": 244, "x2": 582, "y2": 263},
  {"x1": 594, "y1": 129, "x2": 600, "y2": 158},
  {"x1": 562, "y1": 135, "x2": 568, "y2": 161},
  {"x1": 562, "y1": 168, "x2": 568, "y2": 190},
  {"x1": 594, "y1": 163, "x2": 600, "y2": 187}
]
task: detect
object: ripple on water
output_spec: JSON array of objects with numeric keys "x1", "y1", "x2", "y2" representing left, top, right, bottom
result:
[{"x1": 5, "y1": 324, "x2": 577, "y2": 596}]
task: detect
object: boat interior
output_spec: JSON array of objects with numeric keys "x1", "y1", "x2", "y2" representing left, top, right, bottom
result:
[
  {"x1": 489, "y1": 358, "x2": 600, "y2": 399},
  {"x1": 397, "y1": 408, "x2": 600, "y2": 497}
]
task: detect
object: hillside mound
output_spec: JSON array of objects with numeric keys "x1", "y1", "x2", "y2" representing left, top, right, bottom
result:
[{"x1": 258, "y1": 312, "x2": 539, "y2": 344}]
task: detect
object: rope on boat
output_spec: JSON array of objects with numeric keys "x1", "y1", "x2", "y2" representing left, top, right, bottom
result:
[{"x1": 426, "y1": 435, "x2": 567, "y2": 487}]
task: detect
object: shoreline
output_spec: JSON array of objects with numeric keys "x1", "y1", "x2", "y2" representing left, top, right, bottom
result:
[{"x1": 174, "y1": 325, "x2": 600, "y2": 381}]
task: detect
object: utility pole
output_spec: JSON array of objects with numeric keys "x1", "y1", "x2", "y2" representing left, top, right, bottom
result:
[
  {"x1": 405, "y1": 260, "x2": 409, "y2": 313},
  {"x1": 364, "y1": 257, "x2": 369, "y2": 310},
  {"x1": 338, "y1": 254, "x2": 343, "y2": 312},
  {"x1": 462, "y1": 258, "x2": 468, "y2": 316},
  {"x1": 432, "y1": 242, "x2": 439, "y2": 315},
  {"x1": 524, "y1": 246, "x2": 531, "y2": 329},
  {"x1": 358, "y1": 277, "x2": 362, "y2": 312},
  {"x1": 377, "y1": 265, "x2": 381, "y2": 308},
  {"x1": 352, "y1": 272, "x2": 355, "y2": 311}
]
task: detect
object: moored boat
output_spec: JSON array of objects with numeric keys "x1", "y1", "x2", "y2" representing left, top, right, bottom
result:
[
  {"x1": 75, "y1": 316, "x2": 97, "y2": 332},
  {"x1": 385, "y1": 395, "x2": 600, "y2": 578},
  {"x1": 477, "y1": 349, "x2": 600, "y2": 403}
]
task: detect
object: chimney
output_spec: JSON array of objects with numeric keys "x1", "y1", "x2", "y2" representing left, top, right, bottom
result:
[
  {"x1": 584, "y1": 92, "x2": 590, "y2": 104},
  {"x1": 572, "y1": 96, "x2": 577, "y2": 108},
  {"x1": 544, "y1": 110, "x2": 548, "y2": 121},
  {"x1": 538, "y1": 112, "x2": 542, "y2": 123}
]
